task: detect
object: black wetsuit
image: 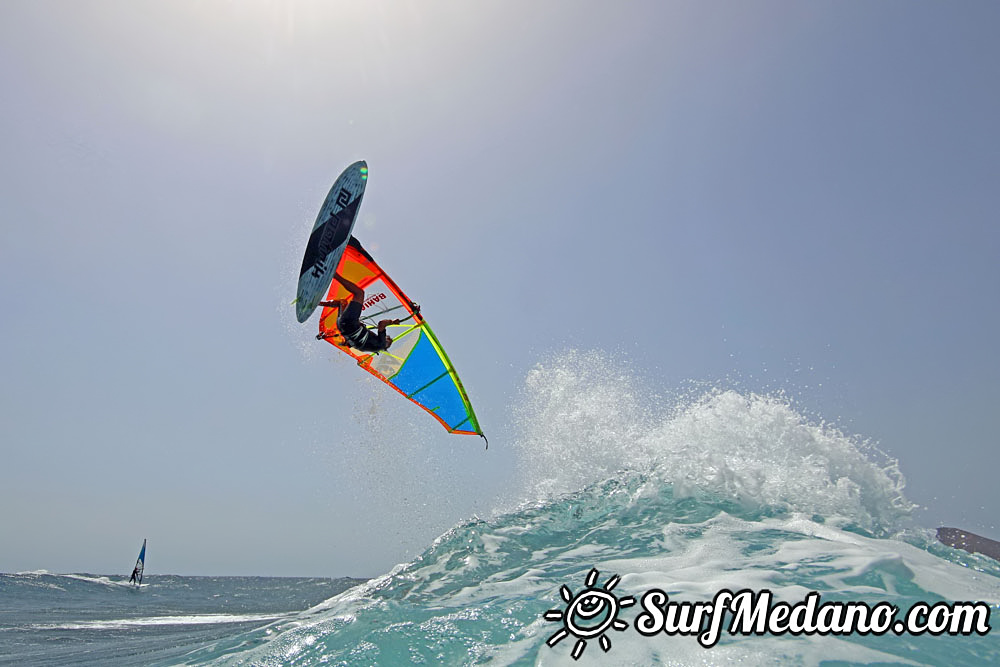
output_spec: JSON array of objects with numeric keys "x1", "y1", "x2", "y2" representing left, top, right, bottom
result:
[{"x1": 337, "y1": 301, "x2": 386, "y2": 352}]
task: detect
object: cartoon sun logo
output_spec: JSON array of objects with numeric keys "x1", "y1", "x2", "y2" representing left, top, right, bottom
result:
[{"x1": 544, "y1": 568, "x2": 636, "y2": 660}]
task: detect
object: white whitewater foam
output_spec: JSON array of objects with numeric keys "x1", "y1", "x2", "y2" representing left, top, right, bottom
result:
[
  {"x1": 515, "y1": 350, "x2": 913, "y2": 534},
  {"x1": 32, "y1": 614, "x2": 285, "y2": 631}
]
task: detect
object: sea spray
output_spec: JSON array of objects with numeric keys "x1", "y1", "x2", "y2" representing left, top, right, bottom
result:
[
  {"x1": 515, "y1": 350, "x2": 913, "y2": 535},
  {"x1": 514, "y1": 349, "x2": 656, "y2": 499}
]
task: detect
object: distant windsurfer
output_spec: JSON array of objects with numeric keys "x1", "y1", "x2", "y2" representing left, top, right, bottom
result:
[
  {"x1": 129, "y1": 566, "x2": 140, "y2": 584},
  {"x1": 317, "y1": 274, "x2": 417, "y2": 352}
]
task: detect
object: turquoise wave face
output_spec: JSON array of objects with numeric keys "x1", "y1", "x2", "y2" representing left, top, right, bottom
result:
[{"x1": 187, "y1": 351, "x2": 1000, "y2": 665}]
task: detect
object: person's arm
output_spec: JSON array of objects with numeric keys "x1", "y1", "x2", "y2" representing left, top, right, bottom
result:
[{"x1": 375, "y1": 319, "x2": 399, "y2": 350}]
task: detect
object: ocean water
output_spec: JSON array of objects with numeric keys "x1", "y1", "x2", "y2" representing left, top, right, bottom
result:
[
  {"x1": 0, "y1": 574, "x2": 362, "y2": 666},
  {"x1": 5, "y1": 352, "x2": 999, "y2": 665}
]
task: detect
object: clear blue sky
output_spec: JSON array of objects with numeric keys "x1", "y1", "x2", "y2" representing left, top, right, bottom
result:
[{"x1": 1, "y1": 1, "x2": 997, "y2": 577}]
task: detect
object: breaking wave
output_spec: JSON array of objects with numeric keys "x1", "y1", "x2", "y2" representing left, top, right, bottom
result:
[{"x1": 182, "y1": 351, "x2": 998, "y2": 666}]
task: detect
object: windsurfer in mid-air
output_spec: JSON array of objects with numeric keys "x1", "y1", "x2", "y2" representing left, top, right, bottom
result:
[{"x1": 318, "y1": 273, "x2": 417, "y2": 352}]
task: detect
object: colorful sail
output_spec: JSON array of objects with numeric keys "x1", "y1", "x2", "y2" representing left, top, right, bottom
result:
[
  {"x1": 129, "y1": 539, "x2": 146, "y2": 587},
  {"x1": 317, "y1": 239, "x2": 485, "y2": 442}
]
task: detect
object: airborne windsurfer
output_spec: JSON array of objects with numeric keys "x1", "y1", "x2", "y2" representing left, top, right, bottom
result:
[
  {"x1": 304, "y1": 232, "x2": 484, "y2": 444},
  {"x1": 318, "y1": 273, "x2": 417, "y2": 352}
]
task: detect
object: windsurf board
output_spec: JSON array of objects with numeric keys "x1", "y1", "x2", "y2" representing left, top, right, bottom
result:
[{"x1": 295, "y1": 160, "x2": 368, "y2": 323}]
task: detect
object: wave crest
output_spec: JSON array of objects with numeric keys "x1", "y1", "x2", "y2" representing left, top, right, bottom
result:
[{"x1": 514, "y1": 350, "x2": 913, "y2": 535}]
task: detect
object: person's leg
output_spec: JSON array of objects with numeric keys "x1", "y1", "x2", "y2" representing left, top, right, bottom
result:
[{"x1": 333, "y1": 273, "x2": 364, "y2": 302}]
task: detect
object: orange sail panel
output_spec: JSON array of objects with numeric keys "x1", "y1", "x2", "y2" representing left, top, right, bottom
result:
[{"x1": 317, "y1": 241, "x2": 483, "y2": 438}]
